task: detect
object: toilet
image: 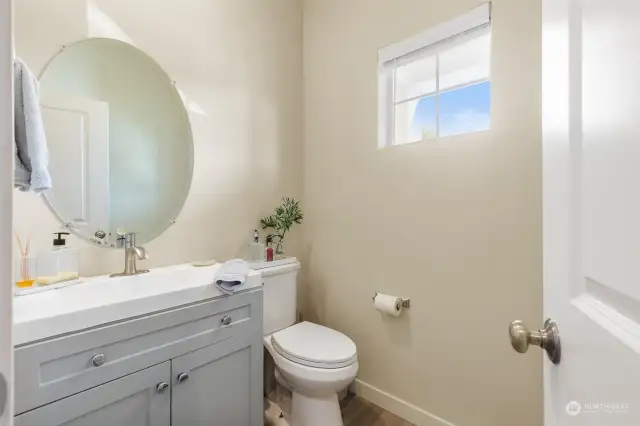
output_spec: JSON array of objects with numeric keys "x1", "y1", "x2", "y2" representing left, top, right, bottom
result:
[{"x1": 252, "y1": 258, "x2": 358, "y2": 426}]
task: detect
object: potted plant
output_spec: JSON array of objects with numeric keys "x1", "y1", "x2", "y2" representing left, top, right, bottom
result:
[{"x1": 260, "y1": 197, "x2": 303, "y2": 256}]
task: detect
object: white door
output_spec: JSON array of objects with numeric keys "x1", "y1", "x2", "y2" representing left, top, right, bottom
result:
[
  {"x1": 540, "y1": 0, "x2": 640, "y2": 424},
  {"x1": 0, "y1": 0, "x2": 13, "y2": 425},
  {"x1": 40, "y1": 94, "x2": 110, "y2": 236}
]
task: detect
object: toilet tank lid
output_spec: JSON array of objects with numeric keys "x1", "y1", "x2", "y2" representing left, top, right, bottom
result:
[
  {"x1": 249, "y1": 258, "x2": 300, "y2": 276},
  {"x1": 272, "y1": 322, "x2": 357, "y2": 369}
]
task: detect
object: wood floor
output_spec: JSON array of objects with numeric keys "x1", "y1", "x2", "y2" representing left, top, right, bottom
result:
[
  {"x1": 341, "y1": 393, "x2": 415, "y2": 426},
  {"x1": 265, "y1": 393, "x2": 415, "y2": 426}
]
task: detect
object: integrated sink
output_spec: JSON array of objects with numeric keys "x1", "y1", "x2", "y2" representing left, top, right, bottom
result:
[{"x1": 13, "y1": 263, "x2": 263, "y2": 346}]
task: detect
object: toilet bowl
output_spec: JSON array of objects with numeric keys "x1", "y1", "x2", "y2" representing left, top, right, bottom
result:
[
  {"x1": 264, "y1": 321, "x2": 358, "y2": 426},
  {"x1": 252, "y1": 259, "x2": 359, "y2": 426}
]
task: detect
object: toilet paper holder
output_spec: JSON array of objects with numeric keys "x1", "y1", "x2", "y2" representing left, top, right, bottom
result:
[{"x1": 373, "y1": 292, "x2": 411, "y2": 309}]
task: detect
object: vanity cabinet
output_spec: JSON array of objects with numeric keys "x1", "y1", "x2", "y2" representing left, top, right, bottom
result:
[
  {"x1": 15, "y1": 362, "x2": 171, "y2": 426},
  {"x1": 14, "y1": 288, "x2": 264, "y2": 426},
  {"x1": 172, "y1": 332, "x2": 262, "y2": 426}
]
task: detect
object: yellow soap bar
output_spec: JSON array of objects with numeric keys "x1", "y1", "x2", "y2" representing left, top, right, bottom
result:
[{"x1": 36, "y1": 272, "x2": 79, "y2": 286}]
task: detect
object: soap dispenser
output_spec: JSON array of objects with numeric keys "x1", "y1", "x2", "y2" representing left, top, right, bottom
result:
[
  {"x1": 265, "y1": 235, "x2": 274, "y2": 262},
  {"x1": 248, "y1": 229, "x2": 265, "y2": 262},
  {"x1": 37, "y1": 232, "x2": 80, "y2": 285}
]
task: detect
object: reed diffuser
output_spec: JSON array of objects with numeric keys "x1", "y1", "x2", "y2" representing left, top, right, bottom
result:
[{"x1": 14, "y1": 228, "x2": 35, "y2": 288}]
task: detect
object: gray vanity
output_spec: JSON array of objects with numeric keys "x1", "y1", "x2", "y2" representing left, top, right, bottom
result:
[
  {"x1": 12, "y1": 266, "x2": 264, "y2": 426},
  {"x1": 12, "y1": 24, "x2": 265, "y2": 426}
]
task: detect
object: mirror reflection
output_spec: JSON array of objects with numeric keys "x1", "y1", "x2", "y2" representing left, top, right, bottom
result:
[{"x1": 39, "y1": 38, "x2": 193, "y2": 246}]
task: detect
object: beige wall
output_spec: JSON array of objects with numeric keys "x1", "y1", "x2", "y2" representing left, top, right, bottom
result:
[
  {"x1": 14, "y1": 0, "x2": 303, "y2": 276},
  {"x1": 14, "y1": 0, "x2": 542, "y2": 423},
  {"x1": 302, "y1": 1, "x2": 542, "y2": 425}
]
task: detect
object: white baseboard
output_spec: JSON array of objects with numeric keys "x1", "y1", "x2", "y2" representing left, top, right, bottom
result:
[{"x1": 350, "y1": 379, "x2": 457, "y2": 426}]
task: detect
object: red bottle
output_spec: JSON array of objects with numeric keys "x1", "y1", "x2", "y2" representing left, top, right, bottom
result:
[{"x1": 266, "y1": 236, "x2": 274, "y2": 262}]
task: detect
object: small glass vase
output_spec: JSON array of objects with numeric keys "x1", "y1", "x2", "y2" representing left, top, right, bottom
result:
[
  {"x1": 275, "y1": 241, "x2": 285, "y2": 258},
  {"x1": 15, "y1": 256, "x2": 37, "y2": 288}
]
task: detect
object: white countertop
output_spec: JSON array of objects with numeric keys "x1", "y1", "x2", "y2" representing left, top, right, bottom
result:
[{"x1": 13, "y1": 263, "x2": 262, "y2": 346}]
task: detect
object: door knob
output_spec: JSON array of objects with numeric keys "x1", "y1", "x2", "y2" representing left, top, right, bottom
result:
[
  {"x1": 221, "y1": 316, "x2": 232, "y2": 326},
  {"x1": 177, "y1": 372, "x2": 190, "y2": 383},
  {"x1": 509, "y1": 318, "x2": 561, "y2": 365},
  {"x1": 156, "y1": 382, "x2": 169, "y2": 393}
]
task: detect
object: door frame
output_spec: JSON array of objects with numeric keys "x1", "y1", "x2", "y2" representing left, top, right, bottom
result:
[
  {"x1": 542, "y1": 0, "x2": 582, "y2": 424},
  {"x1": 0, "y1": 0, "x2": 13, "y2": 424}
]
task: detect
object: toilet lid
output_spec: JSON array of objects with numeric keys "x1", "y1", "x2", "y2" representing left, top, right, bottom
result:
[{"x1": 271, "y1": 322, "x2": 357, "y2": 369}]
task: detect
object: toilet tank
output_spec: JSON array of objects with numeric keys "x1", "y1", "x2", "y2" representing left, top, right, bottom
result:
[{"x1": 250, "y1": 258, "x2": 300, "y2": 336}]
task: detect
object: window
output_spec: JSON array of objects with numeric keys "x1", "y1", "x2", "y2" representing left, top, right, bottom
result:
[{"x1": 378, "y1": 4, "x2": 492, "y2": 147}]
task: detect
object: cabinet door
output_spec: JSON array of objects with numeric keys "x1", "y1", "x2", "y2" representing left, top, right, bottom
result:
[
  {"x1": 15, "y1": 362, "x2": 170, "y2": 426},
  {"x1": 172, "y1": 333, "x2": 263, "y2": 426}
]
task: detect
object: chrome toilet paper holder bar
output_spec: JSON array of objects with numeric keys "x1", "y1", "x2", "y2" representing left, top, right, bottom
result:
[{"x1": 373, "y1": 292, "x2": 411, "y2": 309}]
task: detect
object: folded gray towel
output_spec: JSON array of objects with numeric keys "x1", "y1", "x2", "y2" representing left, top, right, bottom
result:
[
  {"x1": 215, "y1": 259, "x2": 249, "y2": 295},
  {"x1": 14, "y1": 58, "x2": 52, "y2": 193}
]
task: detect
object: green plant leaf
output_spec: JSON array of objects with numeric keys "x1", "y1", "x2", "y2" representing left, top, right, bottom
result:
[{"x1": 259, "y1": 197, "x2": 304, "y2": 241}]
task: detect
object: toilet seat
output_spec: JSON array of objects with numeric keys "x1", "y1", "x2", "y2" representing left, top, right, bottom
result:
[{"x1": 271, "y1": 322, "x2": 357, "y2": 369}]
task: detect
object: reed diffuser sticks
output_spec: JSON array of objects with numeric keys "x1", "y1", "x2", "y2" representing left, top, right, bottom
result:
[{"x1": 14, "y1": 228, "x2": 34, "y2": 287}]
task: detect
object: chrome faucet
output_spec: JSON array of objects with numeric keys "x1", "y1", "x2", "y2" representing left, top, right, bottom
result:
[{"x1": 111, "y1": 233, "x2": 149, "y2": 277}]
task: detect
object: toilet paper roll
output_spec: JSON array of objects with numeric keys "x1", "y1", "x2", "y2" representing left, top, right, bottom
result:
[{"x1": 374, "y1": 293, "x2": 403, "y2": 317}]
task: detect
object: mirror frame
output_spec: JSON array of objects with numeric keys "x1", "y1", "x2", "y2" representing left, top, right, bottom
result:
[{"x1": 38, "y1": 37, "x2": 194, "y2": 248}]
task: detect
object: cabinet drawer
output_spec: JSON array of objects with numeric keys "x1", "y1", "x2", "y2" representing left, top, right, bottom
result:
[{"x1": 15, "y1": 289, "x2": 262, "y2": 414}]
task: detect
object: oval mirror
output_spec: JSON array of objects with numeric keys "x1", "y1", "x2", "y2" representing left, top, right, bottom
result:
[{"x1": 39, "y1": 38, "x2": 193, "y2": 247}]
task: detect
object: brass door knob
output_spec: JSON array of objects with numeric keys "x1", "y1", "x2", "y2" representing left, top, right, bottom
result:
[{"x1": 509, "y1": 318, "x2": 561, "y2": 365}]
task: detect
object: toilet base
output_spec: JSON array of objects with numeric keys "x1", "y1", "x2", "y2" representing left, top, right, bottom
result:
[{"x1": 290, "y1": 391, "x2": 343, "y2": 426}]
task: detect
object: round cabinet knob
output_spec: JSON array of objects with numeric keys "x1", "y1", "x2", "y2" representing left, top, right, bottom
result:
[
  {"x1": 177, "y1": 372, "x2": 190, "y2": 383},
  {"x1": 221, "y1": 316, "x2": 232, "y2": 326},
  {"x1": 509, "y1": 318, "x2": 561, "y2": 365},
  {"x1": 91, "y1": 354, "x2": 107, "y2": 367},
  {"x1": 156, "y1": 382, "x2": 169, "y2": 393}
]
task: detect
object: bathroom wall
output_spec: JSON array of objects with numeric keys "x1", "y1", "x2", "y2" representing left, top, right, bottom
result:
[
  {"x1": 302, "y1": 1, "x2": 542, "y2": 425},
  {"x1": 0, "y1": 0, "x2": 14, "y2": 422},
  {"x1": 14, "y1": 0, "x2": 303, "y2": 276}
]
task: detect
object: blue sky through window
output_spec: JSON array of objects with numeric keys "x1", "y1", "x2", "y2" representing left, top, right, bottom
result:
[
  {"x1": 410, "y1": 96, "x2": 437, "y2": 140},
  {"x1": 411, "y1": 81, "x2": 491, "y2": 139}
]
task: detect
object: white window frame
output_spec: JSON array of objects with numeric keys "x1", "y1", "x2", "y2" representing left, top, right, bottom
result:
[{"x1": 378, "y1": 3, "x2": 492, "y2": 148}]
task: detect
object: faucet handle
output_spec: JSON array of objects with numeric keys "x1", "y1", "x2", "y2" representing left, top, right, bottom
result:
[
  {"x1": 125, "y1": 233, "x2": 137, "y2": 247},
  {"x1": 114, "y1": 231, "x2": 140, "y2": 248},
  {"x1": 115, "y1": 231, "x2": 127, "y2": 248}
]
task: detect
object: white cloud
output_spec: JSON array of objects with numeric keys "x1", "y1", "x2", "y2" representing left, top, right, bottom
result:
[{"x1": 440, "y1": 109, "x2": 490, "y2": 137}]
